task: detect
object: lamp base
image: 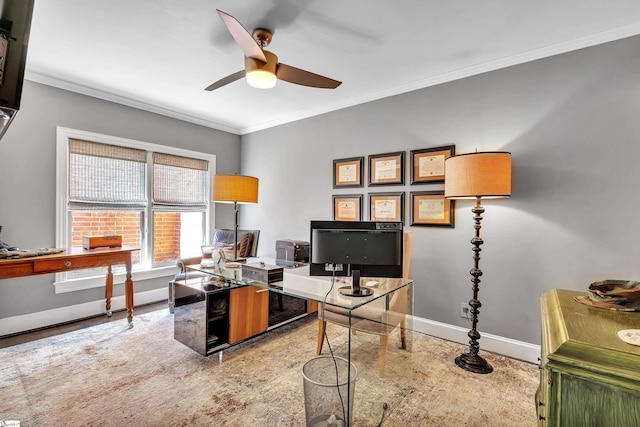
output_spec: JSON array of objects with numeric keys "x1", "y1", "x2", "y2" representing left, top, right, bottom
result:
[{"x1": 455, "y1": 351, "x2": 493, "y2": 374}]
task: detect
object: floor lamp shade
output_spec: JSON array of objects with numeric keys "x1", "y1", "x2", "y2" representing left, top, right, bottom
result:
[
  {"x1": 444, "y1": 152, "x2": 511, "y2": 199},
  {"x1": 212, "y1": 174, "x2": 258, "y2": 262},
  {"x1": 213, "y1": 174, "x2": 259, "y2": 204},
  {"x1": 444, "y1": 151, "x2": 511, "y2": 374}
]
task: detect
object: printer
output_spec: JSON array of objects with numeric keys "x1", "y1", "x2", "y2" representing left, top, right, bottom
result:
[{"x1": 275, "y1": 239, "x2": 309, "y2": 267}]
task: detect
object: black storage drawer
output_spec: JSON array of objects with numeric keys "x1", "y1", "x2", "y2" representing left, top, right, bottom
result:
[{"x1": 174, "y1": 279, "x2": 230, "y2": 356}]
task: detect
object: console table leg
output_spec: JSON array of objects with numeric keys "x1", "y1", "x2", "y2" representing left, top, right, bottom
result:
[
  {"x1": 125, "y1": 267, "x2": 134, "y2": 328},
  {"x1": 105, "y1": 265, "x2": 113, "y2": 317}
]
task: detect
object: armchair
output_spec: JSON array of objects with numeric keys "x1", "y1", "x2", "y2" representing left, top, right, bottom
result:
[
  {"x1": 212, "y1": 228, "x2": 260, "y2": 260},
  {"x1": 316, "y1": 231, "x2": 413, "y2": 377}
]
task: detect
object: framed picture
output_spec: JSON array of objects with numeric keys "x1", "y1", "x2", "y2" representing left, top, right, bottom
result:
[
  {"x1": 333, "y1": 194, "x2": 363, "y2": 221},
  {"x1": 333, "y1": 156, "x2": 364, "y2": 189},
  {"x1": 369, "y1": 192, "x2": 404, "y2": 223},
  {"x1": 410, "y1": 191, "x2": 455, "y2": 227},
  {"x1": 368, "y1": 151, "x2": 405, "y2": 186},
  {"x1": 410, "y1": 145, "x2": 455, "y2": 184}
]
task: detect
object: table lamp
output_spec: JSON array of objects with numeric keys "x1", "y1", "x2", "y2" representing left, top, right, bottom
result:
[
  {"x1": 212, "y1": 174, "x2": 259, "y2": 263},
  {"x1": 445, "y1": 151, "x2": 511, "y2": 374}
]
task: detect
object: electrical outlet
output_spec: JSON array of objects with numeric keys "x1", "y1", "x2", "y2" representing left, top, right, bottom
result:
[
  {"x1": 460, "y1": 302, "x2": 470, "y2": 318},
  {"x1": 324, "y1": 263, "x2": 343, "y2": 272}
]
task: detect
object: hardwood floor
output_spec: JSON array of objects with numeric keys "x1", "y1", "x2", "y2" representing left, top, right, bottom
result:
[{"x1": 0, "y1": 301, "x2": 168, "y2": 348}]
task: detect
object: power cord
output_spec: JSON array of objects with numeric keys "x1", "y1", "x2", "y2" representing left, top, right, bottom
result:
[
  {"x1": 320, "y1": 264, "x2": 347, "y2": 426},
  {"x1": 376, "y1": 402, "x2": 389, "y2": 427}
]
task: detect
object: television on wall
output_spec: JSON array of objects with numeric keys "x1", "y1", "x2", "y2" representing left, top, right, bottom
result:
[{"x1": 0, "y1": 0, "x2": 34, "y2": 141}]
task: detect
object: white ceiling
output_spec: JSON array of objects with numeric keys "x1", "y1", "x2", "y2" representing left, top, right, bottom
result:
[{"x1": 24, "y1": 0, "x2": 640, "y2": 135}]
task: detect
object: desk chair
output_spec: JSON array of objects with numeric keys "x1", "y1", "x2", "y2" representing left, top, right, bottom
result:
[
  {"x1": 168, "y1": 229, "x2": 259, "y2": 313},
  {"x1": 316, "y1": 231, "x2": 413, "y2": 377}
]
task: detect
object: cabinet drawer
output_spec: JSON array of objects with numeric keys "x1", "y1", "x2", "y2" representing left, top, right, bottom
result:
[
  {"x1": 0, "y1": 263, "x2": 34, "y2": 278},
  {"x1": 33, "y1": 256, "x2": 99, "y2": 273},
  {"x1": 229, "y1": 285, "x2": 269, "y2": 343}
]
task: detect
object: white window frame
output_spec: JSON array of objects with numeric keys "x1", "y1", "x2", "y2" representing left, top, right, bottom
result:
[{"x1": 54, "y1": 127, "x2": 216, "y2": 293}]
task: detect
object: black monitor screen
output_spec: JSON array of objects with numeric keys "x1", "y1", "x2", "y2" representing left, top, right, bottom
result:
[{"x1": 309, "y1": 220, "x2": 403, "y2": 279}]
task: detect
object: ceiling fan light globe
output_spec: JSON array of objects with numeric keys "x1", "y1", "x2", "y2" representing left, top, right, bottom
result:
[{"x1": 246, "y1": 70, "x2": 277, "y2": 89}]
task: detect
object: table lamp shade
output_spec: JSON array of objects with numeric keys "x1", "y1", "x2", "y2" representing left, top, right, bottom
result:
[
  {"x1": 444, "y1": 152, "x2": 511, "y2": 199},
  {"x1": 213, "y1": 174, "x2": 259, "y2": 204}
]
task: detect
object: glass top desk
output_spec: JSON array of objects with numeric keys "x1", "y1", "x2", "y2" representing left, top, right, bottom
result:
[
  {"x1": 186, "y1": 258, "x2": 411, "y2": 303},
  {"x1": 183, "y1": 258, "x2": 414, "y2": 427}
]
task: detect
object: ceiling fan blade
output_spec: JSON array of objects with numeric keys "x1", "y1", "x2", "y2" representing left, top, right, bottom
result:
[
  {"x1": 276, "y1": 63, "x2": 342, "y2": 89},
  {"x1": 205, "y1": 70, "x2": 245, "y2": 91},
  {"x1": 216, "y1": 9, "x2": 267, "y2": 62}
]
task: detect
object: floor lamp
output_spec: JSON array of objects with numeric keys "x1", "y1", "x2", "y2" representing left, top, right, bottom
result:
[
  {"x1": 444, "y1": 151, "x2": 511, "y2": 374},
  {"x1": 212, "y1": 174, "x2": 259, "y2": 263}
]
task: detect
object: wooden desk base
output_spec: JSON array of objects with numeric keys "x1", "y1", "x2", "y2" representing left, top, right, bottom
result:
[{"x1": 0, "y1": 247, "x2": 139, "y2": 327}]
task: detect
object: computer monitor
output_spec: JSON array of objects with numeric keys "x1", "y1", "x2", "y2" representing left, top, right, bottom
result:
[{"x1": 309, "y1": 220, "x2": 403, "y2": 296}]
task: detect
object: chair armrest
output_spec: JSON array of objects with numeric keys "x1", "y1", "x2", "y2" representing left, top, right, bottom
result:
[{"x1": 176, "y1": 256, "x2": 203, "y2": 273}]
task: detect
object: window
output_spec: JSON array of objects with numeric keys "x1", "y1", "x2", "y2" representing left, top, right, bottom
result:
[{"x1": 55, "y1": 127, "x2": 216, "y2": 292}]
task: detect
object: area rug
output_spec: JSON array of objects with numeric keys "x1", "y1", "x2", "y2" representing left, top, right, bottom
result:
[{"x1": 0, "y1": 309, "x2": 538, "y2": 426}]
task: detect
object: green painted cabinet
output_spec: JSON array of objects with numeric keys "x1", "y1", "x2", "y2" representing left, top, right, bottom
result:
[{"x1": 538, "y1": 289, "x2": 640, "y2": 426}]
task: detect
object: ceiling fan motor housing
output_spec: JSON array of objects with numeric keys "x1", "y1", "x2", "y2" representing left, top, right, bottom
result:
[
  {"x1": 245, "y1": 50, "x2": 278, "y2": 88},
  {"x1": 252, "y1": 28, "x2": 272, "y2": 47},
  {"x1": 245, "y1": 50, "x2": 277, "y2": 74}
]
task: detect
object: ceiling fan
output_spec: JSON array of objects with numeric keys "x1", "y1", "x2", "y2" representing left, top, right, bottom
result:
[{"x1": 205, "y1": 9, "x2": 342, "y2": 91}]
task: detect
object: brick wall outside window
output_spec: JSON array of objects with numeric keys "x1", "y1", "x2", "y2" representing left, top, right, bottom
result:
[{"x1": 153, "y1": 212, "x2": 182, "y2": 263}]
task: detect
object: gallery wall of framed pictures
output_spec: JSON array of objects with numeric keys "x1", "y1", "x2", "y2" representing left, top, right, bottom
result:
[{"x1": 331, "y1": 145, "x2": 455, "y2": 227}]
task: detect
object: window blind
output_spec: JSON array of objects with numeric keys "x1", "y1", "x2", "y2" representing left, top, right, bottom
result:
[
  {"x1": 68, "y1": 139, "x2": 146, "y2": 206},
  {"x1": 153, "y1": 153, "x2": 208, "y2": 206}
]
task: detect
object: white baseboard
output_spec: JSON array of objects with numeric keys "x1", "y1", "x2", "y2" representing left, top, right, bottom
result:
[
  {"x1": 0, "y1": 288, "x2": 168, "y2": 337},
  {"x1": 410, "y1": 316, "x2": 540, "y2": 364},
  {"x1": 1, "y1": 291, "x2": 540, "y2": 364}
]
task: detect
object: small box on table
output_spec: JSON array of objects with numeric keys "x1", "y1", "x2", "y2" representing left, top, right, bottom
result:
[
  {"x1": 275, "y1": 239, "x2": 309, "y2": 267},
  {"x1": 83, "y1": 235, "x2": 122, "y2": 250},
  {"x1": 241, "y1": 262, "x2": 283, "y2": 284}
]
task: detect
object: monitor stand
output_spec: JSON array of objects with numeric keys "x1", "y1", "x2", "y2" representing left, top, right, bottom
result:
[{"x1": 338, "y1": 269, "x2": 372, "y2": 297}]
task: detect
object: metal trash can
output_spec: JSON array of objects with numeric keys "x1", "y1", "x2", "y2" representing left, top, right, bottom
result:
[{"x1": 302, "y1": 356, "x2": 358, "y2": 427}]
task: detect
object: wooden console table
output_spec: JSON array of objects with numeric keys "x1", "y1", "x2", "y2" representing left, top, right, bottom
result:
[{"x1": 0, "y1": 246, "x2": 139, "y2": 327}]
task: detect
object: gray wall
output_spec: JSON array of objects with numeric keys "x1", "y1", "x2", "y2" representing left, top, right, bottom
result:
[
  {"x1": 241, "y1": 35, "x2": 640, "y2": 345},
  {"x1": 0, "y1": 81, "x2": 241, "y2": 317}
]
